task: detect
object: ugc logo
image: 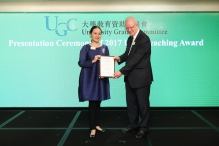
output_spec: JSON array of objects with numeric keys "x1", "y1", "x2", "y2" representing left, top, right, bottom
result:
[{"x1": 45, "y1": 16, "x2": 77, "y2": 36}]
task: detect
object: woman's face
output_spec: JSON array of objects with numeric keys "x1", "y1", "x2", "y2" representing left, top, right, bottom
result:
[{"x1": 90, "y1": 28, "x2": 102, "y2": 43}]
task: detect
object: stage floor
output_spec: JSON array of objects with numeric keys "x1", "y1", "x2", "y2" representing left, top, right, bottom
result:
[{"x1": 0, "y1": 109, "x2": 219, "y2": 146}]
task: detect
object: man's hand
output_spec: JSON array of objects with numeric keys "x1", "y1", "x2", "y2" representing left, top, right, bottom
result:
[
  {"x1": 113, "y1": 71, "x2": 122, "y2": 79},
  {"x1": 113, "y1": 56, "x2": 120, "y2": 62}
]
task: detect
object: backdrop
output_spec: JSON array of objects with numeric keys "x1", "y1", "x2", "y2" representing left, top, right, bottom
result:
[{"x1": 0, "y1": 12, "x2": 219, "y2": 107}]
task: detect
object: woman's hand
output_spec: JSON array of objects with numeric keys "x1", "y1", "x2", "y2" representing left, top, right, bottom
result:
[{"x1": 92, "y1": 55, "x2": 101, "y2": 63}]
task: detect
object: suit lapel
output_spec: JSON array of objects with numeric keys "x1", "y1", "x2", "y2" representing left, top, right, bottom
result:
[{"x1": 129, "y1": 31, "x2": 141, "y2": 56}]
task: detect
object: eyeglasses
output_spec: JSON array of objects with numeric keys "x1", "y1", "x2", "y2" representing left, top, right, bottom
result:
[{"x1": 125, "y1": 24, "x2": 135, "y2": 30}]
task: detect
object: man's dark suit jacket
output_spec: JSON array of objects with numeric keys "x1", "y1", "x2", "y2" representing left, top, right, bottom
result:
[{"x1": 119, "y1": 30, "x2": 153, "y2": 88}]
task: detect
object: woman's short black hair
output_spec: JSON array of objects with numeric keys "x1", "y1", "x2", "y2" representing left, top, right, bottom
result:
[{"x1": 89, "y1": 26, "x2": 102, "y2": 34}]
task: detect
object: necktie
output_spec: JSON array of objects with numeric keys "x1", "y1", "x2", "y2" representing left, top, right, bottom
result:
[{"x1": 128, "y1": 37, "x2": 134, "y2": 55}]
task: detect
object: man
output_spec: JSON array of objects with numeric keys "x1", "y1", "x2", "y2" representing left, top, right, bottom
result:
[{"x1": 113, "y1": 17, "x2": 153, "y2": 138}]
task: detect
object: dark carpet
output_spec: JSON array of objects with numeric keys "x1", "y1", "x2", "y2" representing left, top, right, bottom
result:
[{"x1": 0, "y1": 109, "x2": 218, "y2": 146}]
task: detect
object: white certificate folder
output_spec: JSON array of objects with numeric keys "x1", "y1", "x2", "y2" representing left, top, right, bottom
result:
[{"x1": 99, "y1": 56, "x2": 115, "y2": 77}]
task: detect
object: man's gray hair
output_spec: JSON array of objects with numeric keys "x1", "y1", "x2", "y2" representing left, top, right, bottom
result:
[{"x1": 125, "y1": 17, "x2": 138, "y2": 25}]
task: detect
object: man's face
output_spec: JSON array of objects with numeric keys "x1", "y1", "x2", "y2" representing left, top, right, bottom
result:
[{"x1": 125, "y1": 19, "x2": 138, "y2": 36}]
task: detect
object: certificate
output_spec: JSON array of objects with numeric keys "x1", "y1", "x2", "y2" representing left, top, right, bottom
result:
[{"x1": 99, "y1": 56, "x2": 115, "y2": 77}]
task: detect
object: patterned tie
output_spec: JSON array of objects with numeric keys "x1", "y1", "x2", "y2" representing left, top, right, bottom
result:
[{"x1": 128, "y1": 37, "x2": 134, "y2": 55}]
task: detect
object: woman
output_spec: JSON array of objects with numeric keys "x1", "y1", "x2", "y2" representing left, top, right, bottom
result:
[{"x1": 78, "y1": 26, "x2": 110, "y2": 138}]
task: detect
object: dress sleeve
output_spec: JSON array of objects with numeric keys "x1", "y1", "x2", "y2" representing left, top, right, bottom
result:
[{"x1": 78, "y1": 45, "x2": 93, "y2": 68}]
